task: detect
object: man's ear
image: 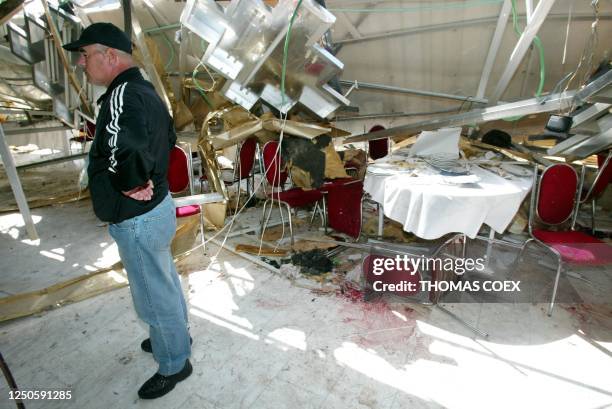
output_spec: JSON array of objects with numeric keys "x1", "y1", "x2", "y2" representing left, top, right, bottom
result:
[{"x1": 107, "y1": 49, "x2": 119, "y2": 65}]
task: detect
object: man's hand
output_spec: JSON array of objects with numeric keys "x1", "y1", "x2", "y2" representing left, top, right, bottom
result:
[{"x1": 122, "y1": 180, "x2": 154, "y2": 201}]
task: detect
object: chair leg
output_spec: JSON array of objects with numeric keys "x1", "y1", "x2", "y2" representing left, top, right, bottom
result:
[
  {"x1": 591, "y1": 199, "x2": 596, "y2": 235},
  {"x1": 260, "y1": 199, "x2": 271, "y2": 239},
  {"x1": 320, "y1": 197, "x2": 327, "y2": 230},
  {"x1": 199, "y1": 209, "x2": 206, "y2": 253},
  {"x1": 284, "y1": 202, "x2": 294, "y2": 247},
  {"x1": 515, "y1": 238, "x2": 534, "y2": 264},
  {"x1": 310, "y1": 202, "x2": 319, "y2": 224},
  {"x1": 377, "y1": 203, "x2": 384, "y2": 238},
  {"x1": 547, "y1": 255, "x2": 563, "y2": 317}
]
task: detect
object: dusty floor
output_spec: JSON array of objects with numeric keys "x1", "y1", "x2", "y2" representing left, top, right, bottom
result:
[{"x1": 1, "y1": 198, "x2": 612, "y2": 409}]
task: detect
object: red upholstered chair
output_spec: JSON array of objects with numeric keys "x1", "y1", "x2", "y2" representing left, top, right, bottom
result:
[
  {"x1": 368, "y1": 125, "x2": 390, "y2": 160},
  {"x1": 168, "y1": 144, "x2": 225, "y2": 252},
  {"x1": 234, "y1": 137, "x2": 257, "y2": 188},
  {"x1": 575, "y1": 150, "x2": 612, "y2": 234},
  {"x1": 522, "y1": 163, "x2": 612, "y2": 316},
  {"x1": 324, "y1": 180, "x2": 364, "y2": 239},
  {"x1": 199, "y1": 138, "x2": 258, "y2": 202},
  {"x1": 260, "y1": 141, "x2": 324, "y2": 246}
]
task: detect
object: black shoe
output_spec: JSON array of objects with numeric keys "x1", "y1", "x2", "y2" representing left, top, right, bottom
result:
[
  {"x1": 138, "y1": 360, "x2": 193, "y2": 399},
  {"x1": 141, "y1": 337, "x2": 193, "y2": 353}
]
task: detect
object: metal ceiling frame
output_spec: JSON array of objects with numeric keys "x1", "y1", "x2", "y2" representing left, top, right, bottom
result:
[
  {"x1": 332, "y1": 12, "x2": 610, "y2": 46},
  {"x1": 489, "y1": 0, "x2": 556, "y2": 104},
  {"x1": 338, "y1": 79, "x2": 488, "y2": 104},
  {"x1": 476, "y1": 0, "x2": 511, "y2": 100},
  {"x1": 344, "y1": 69, "x2": 611, "y2": 144}
]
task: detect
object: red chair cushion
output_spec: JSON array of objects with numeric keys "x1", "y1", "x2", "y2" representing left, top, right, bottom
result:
[
  {"x1": 262, "y1": 141, "x2": 288, "y2": 187},
  {"x1": 168, "y1": 146, "x2": 190, "y2": 194},
  {"x1": 592, "y1": 152, "x2": 612, "y2": 198},
  {"x1": 326, "y1": 181, "x2": 363, "y2": 238},
  {"x1": 238, "y1": 138, "x2": 257, "y2": 180},
  {"x1": 533, "y1": 229, "x2": 612, "y2": 265},
  {"x1": 368, "y1": 125, "x2": 389, "y2": 160},
  {"x1": 537, "y1": 164, "x2": 577, "y2": 224},
  {"x1": 176, "y1": 205, "x2": 200, "y2": 218},
  {"x1": 268, "y1": 188, "x2": 323, "y2": 207},
  {"x1": 369, "y1": 138, "x2": 389, "y2": 160}
]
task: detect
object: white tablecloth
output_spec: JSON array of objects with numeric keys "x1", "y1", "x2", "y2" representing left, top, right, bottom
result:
[{"x1": 364, "y1": 162, "x2": 533, "y2": 239}]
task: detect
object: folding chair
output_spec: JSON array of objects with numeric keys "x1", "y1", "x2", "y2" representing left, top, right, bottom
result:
[
  {"x1": 574, "y1": 150, "x2": 612, "y2": 234},
  {"x1": 519, "y1": 162, "x2": 612, "y2": 316},
  {"x1": 259, "y1": 140, "x2": 324, "y2": 246},
  {"x1": 200, "y1": 138, "x2": 257, "y2": 203},
  {"x1": 321, "y1": 179, "x2": 364, "y2": 239},
  {"x1": 168, "y1": 143, "x2": 224, "y2": 252}
]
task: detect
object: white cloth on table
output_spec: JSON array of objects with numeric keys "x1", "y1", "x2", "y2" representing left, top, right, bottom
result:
[{"x1": 364, "y1": 163, "x2": 532, "y2": 240}]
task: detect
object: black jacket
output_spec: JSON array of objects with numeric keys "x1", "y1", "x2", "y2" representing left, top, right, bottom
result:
[{"x1": 87, "y1": 67, "x2": 177, "y2": 223}]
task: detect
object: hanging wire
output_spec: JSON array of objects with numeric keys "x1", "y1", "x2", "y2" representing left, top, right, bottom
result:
[
  {"x1": 561, "y1": 0, "x2": 574, "y2": 69},
  {"x1": 191, "y1": 60, "x2": 216, "y2": 108},
  {"x1": 189, "y1": 0, "x2": 320, "y2": 266},
  {"x1": 562, "y1": 0, "x2": 600, "y2": 113}
]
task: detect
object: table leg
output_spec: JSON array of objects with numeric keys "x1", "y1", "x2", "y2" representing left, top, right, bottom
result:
[{"x1": 377, "y1": 203, "x2": 384, "y2": 238}]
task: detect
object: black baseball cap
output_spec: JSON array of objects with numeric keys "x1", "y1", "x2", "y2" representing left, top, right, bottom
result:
[{"x1": 62, "y1": 22, "x2": 132, "y2": 54}]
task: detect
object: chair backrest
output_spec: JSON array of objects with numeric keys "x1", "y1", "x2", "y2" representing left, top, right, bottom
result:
[
  {"x1": 168, "y1": 145, "x2": 191, "y2": 194},
  {"x1": 236, "y1": 137, "x2": 257, "y2": 180},
  {"x1": 261, "y1": 141, "x2": 288, "y2": 188},
  {"x1": 327, "y1": 180, "x2": 363, "y2": 239},
  {"x1": 587, "y1": 151, "x2": 612, "y2": 200},
  {"x1": 368, "y1": 125, "x2": 389, "y2": 160},
  {"x1": 536, "y1": 163, "x2": 578, "y2": 225}
]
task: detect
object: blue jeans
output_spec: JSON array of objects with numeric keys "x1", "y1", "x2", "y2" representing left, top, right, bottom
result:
[{"x1": 109, "y1": 194, "x2": 191, "y2": 375}]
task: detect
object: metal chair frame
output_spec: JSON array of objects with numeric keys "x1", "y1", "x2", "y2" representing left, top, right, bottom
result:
[
  {"x1": 259, "y1": 141, "x2": 325, "y2": 246},
  {"x1": 518, "y1": 163, "x2": 582, "y2": 316},
  {"x1": 573, "y1": 150, "x2": 612, "y2": 234}
]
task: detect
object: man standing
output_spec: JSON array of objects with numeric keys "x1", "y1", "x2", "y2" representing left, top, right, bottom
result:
[{"x1": 63, "y1": 23, "x2": 192, "y2": 399}]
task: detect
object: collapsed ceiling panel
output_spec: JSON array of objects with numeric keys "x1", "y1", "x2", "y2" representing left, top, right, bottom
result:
[{"x1": 180, "y1": 0, "x2": 349, "y2": 118}]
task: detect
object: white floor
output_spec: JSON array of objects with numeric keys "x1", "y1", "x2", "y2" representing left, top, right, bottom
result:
[{"x1": 1, "y1": 201, "x2": 612, "y2": 409}]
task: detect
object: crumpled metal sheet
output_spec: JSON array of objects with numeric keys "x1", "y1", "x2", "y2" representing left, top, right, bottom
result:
[
  {"x1": 210, "y1": 115, "x2": 331, "y2": 149},
  {"x1": 180, "y1": 0, "x2": 348, "y2": 118}
]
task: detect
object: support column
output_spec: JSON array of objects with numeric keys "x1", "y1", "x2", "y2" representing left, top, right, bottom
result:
[{"x1": 0, "y1": 124, "x2": 38, "y2": 240}]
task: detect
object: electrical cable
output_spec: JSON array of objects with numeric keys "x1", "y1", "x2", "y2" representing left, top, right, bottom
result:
[
  {"x1": 191, "y1": 61, "x2": 215, "y2": 108},
  {"x1": 502, "y1": 0, "x2": 547, "y2": 122},
  {"x1": 192, "y1": 0, "x2": 307, "y2": 269}
]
